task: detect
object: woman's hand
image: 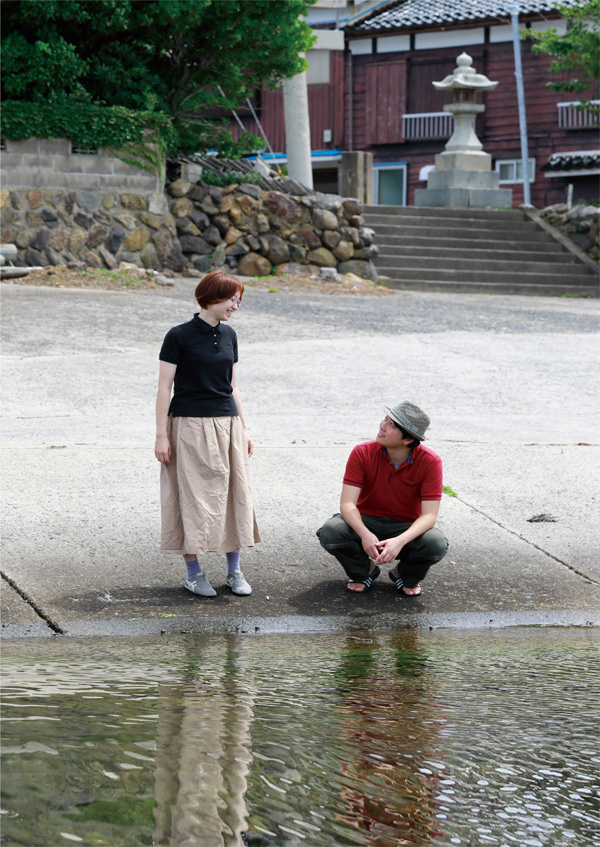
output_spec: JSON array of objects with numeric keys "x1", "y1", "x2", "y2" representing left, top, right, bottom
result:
[
  {"x1": 155, "y1": 435, "x2": 171, "y2": 465},
  {"x1": 245, "y1": 428, "x2": 254, "y2": 458}
]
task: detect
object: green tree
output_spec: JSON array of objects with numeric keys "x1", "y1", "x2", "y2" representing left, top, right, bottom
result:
[
  {"x1": 1, "y1": 0, "x2": 315, "y2": 154},
  {"x1": 524, "y1": 1, "x2": 600, "y2": 113}
]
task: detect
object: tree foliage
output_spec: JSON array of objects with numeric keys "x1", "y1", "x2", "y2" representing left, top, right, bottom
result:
[
  {"x1": 523, "y1": 1, "x2": 600, "y2": 111},
  {"x1": 1, "y1": 0, "x2": 316, "y2": 155}
]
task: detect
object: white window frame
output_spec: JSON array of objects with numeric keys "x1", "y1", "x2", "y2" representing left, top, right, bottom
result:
[
  {"x1": 495, "y1": 158, "x2": 536, "y2": 184},
  {"x1": 373, "y1": 162, "x2": 408, "y2": 205}
]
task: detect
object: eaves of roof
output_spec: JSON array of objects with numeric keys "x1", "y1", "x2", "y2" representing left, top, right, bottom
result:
[{"x1": 345, "y1": 0, "x2": 586, "y2": 36}]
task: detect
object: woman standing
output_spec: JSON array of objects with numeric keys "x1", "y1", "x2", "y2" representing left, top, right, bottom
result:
[{"x1": 155, "y1": 271, "x2": 259, "y2": 597}]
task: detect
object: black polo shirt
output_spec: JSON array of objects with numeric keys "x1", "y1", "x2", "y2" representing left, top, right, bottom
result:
[{"x1": 159, "y1": 314, "x2": 239, "y2": 417}]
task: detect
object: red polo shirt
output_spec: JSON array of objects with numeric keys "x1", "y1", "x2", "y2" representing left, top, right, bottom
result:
[{"x1": 343, "y1": 441, "x2": 443, "y2": 522}]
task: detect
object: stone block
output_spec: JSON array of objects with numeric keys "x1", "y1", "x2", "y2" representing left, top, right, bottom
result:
[
  {"x1": 148, "y1": 193, "x2": 168, "y2": 216},
  {"x1": 426, "y1": 169, "x2": 501, "y2": 190},
  {"x1": 312, "y1": 208, "x2": 338, "y2": 231},
  {"x1": 176, "y1": 219, "x2": 201, "y2": 236},
  {"x1": 139, "y1": 211, "x2": 164, "y2": 230},
  {"x1": 80, "y1": 156, "x2": 114, "y2": 175},
  {"x1": 236, "y1": 252, "x2": 271, "y2": 277},
  {"x1": 179, "y1": 234, "x2": 211, "y2": 254},
  {"x1": 41, "y1": 138, "x2": 71, "y2": 155},
  {"x1": 107, "y1": 228, "x2": 125, "y2": 253},
  {"x1": 414, "y1": 187, "x2": 471, "y2": 207},
  {"x1": 0, "y1": 156, "x2": 24, "y2": 178},
  {"x1": 69, "y1": 229, "x2": 87, "y2": 256},
  {"x1": 434, "y1": 151, "x2": 492, "y2": 172},
  {"x1": 171, "y1": 198, "x2": 192, "y2": 218},
  {"x1": 333, "y1": 240, "x2": 354, "y2": 261},
  {"x1": 337, "y1": 259, "x2": 378, "y2": 282},
  {"x1": 238, "y1": 183, "x2": 261, "y2": 200},
  {"x1": 192, "y1": 254, "x2": 212, "y2": 273},
  {"x1": 98, "y1": 245, "x2": 118, "y2": 269},
  {"x1": 264, "y1": 192, "x2": 301, "y2": 224},
  {"x1": 9, "y1": 139, "x2": 40, "y2": 155},
  {"x1": 75, "y1": 190, "x2": 99, "y2": 212},
  {"x1": 181, "y1": 163, "x2": 204, "y2": 183},
  {"x1": 120, "y1": 194, "x2": 146, "y2": 211},
  {"x1": 24, "y1": 247, "x2": 46, "y2": 266},
  {"x1": 307, "y1": 247, "x2": 336, "y2": 267},
  {"x1": 265, "y1": 234, "x2": 289, "y2": 264},
  {"x1": 168, "y1": 179, "x2": 192, "y2": 197},
  {"x1": 28, "y1": 189, "x2": 43, "y2": 209},
  {"x1": 87, "y1": 225, "x2": 108, "y2": 248},
  {"x1": 467, "y1": 188, "x2": 513, "y2": 208},
  {"x1": 46, "y1": 247, "x2": 65, "y2": 266},
  {"x1": 122, "y1": 227, "x2": 150, "y2": 252},
  {"x1": 140, "y1": 242, "x2": 159, "y2": 269}
]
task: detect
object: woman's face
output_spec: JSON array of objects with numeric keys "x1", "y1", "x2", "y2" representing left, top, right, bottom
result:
[{"x1": 205, "y1": 294, "x2": 241, "y2": 322}]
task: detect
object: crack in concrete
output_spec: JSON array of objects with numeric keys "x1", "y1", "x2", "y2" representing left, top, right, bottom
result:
[
  {"x1": 455, "y1": 498, "x2": 600, "y2": 585},
  {"x1": 0, "y1": 571, "x2": 65, "y2": 634}
]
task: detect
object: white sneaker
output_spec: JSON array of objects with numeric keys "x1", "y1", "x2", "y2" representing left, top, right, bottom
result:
[
  {"x1": 184, "y1": 572, "x2": 217, "y2": 597},
  {"x1": 225, "y1": 570, "x2": 252, "y2": 596}
]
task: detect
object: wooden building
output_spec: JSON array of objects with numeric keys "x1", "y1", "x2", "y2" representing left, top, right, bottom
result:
[{"x1": 227, "y1": 0, "x2": 598, "y2": 208}]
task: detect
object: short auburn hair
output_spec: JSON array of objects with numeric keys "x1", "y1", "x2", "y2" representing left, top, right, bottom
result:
[{"x1": 195, "y1": 271, "x2": 244, "y2": 309}]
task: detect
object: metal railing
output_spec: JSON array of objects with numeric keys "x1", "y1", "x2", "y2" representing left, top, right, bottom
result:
[
  {"x1": 557, "y1": 101, "x2": 600, "y2": 129},
  {"x1": 403, "y1": 112, "x2": 454, "y2": 140}
]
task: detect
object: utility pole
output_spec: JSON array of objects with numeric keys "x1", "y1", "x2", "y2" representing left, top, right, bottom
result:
[
  {"x1": 510, "y1": 6, "x2": 532, "y2": 205},
  {"x1": 283, "y1": 59, "x2": 314, "y2": 189}
]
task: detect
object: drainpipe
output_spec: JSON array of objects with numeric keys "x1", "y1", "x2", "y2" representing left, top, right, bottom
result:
[{"x1": 510, "y1": 6, "x2": 531, "y2": 205}]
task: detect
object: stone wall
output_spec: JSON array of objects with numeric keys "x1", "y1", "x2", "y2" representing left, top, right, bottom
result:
[
  {"x1": 0, "y1": 187, "x2": 179, "y2": 270},
  {"x1": 539, "y1": 203, "x2": 600, "y2": 260},
  {"x1": 0, "y1": 137, "x2": 163, "y2": 194},
  {"x1": 164, "y1": 178, "x2": 378, "y2": 280},
  {"x1": 0, "y1": 178, "x2": 378, "y2": 279}
]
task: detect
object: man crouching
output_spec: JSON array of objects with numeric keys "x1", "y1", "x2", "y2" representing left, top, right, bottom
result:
[{"x1": 317, "y1": 401, "x2": 448, "y2": 596}]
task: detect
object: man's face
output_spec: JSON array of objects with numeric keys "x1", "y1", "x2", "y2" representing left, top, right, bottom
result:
[{"x1": 376, "y1": 416, "x2": 412, "y2": 449}]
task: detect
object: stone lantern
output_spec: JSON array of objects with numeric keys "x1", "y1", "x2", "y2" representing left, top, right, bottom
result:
[{"x1": 415, "y1": 53, "x2": 512, "y2": 208}]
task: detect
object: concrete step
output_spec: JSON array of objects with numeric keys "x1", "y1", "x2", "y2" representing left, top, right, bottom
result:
[
  {"x1": 380, "y1": 277, "x2": 598, "y2": 297},
  {"x1": 370, "y1": 222, "x2": 554, "y2": 243},
  {"x1": 375, "y1": 266, "x2": 596, "y2": 286},
  {"x1": 376, "y1": 256, "x2": 590, "y2": 276},
  {"x1": 364, "y1": 204, "x2": 523, "y2": 222},
  {"x1": 377, "y1": 236, "x2": 567, "y2": 256},
  {"x1": 365, "y1": 214, "x2": 541, "y2": 233}
]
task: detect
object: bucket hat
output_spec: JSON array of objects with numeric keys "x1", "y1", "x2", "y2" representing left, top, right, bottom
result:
[{"x1": 384, "y1": 401, "x2": 430, "y2": 441}]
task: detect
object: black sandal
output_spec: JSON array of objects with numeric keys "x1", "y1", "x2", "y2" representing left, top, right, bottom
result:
[
  {"x1": 388, "y1": 569, "x2": 422, "y2": 597},
  {"x1": 346, "y1": 566, "x2": 380, "y2": 594}
]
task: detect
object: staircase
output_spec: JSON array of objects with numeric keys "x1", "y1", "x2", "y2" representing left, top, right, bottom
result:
[{"x1": 363, "y1": 205, "x2": 599, "y2": 297}]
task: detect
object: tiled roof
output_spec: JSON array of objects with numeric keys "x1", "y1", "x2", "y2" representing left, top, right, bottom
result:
[
  {"x1": 541, "y1": 151, "x2": 600, "y2": 172},
  {"x1": 347, "y1": 0, "x2": 585, "y2": 34}
]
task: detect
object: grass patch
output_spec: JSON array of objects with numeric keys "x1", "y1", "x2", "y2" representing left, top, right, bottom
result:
[{"x1": 443, "y1": 485, "x2": 458, "y2": 497}]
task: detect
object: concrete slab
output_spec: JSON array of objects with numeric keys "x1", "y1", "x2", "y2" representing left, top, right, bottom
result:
[
  {"x1": 0, "y1": 580, "x2": 55, "y2": 637},
  {"x1": 1, "y1": 281, "x2": 599, "y2": 636}
]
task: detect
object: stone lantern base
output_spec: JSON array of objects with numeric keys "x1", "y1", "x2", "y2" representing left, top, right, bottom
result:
[{"x1": 415, "y1": 151, "x2": 512, "y2": 208}]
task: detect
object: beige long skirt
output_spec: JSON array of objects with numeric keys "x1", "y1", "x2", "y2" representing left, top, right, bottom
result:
[{"x1": 160, "y1": 416, "x2": 260, "y2": 555}]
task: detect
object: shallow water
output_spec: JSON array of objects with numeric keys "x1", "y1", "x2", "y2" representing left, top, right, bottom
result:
[{"x1": 1, "y1": 628, "x2": 598, "y2": 847}]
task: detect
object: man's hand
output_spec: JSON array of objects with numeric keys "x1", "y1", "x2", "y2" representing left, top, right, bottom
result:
[
  {"x1": 360, "y1": 530, "x2": 381, "y2": 560},
  {"x1": 374, "y1": 536, "x2": 404, "y2": 565}
]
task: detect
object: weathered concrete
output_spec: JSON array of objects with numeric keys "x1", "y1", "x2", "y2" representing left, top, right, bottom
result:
[{"x1": 1, "y1": 280, "x2": 599, "y2": 636}]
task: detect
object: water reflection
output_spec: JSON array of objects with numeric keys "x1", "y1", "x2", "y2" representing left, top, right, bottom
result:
[
  {"x1": 153, "y1": 637, "x2": 253, "y2": 846},
  {"x1": 1, "y1": 629, "x2": 598, "y2": 846}
]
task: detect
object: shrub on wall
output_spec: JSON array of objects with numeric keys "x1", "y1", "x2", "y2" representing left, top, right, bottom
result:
[{"x1": 1, "y1": 102, "x2": 177, "y2": 174}]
